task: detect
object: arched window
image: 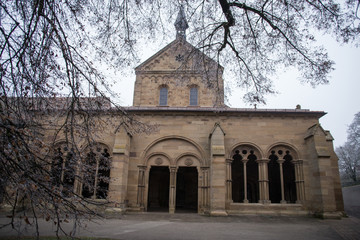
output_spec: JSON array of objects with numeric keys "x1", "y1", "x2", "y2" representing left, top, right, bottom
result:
[
  {"x1": 268, "y1": 148, "x2": 297, "y2": 203},
  {"x1": 51, "y1": 144, "x2": 76, "y2": 197},
  {"x1": 268, "y1": 151, "x2": 281, "y2": 203},
  {"x1": 159, "y1": 87, "x2": 168, "y2": 106},
  {"x1": 231, "y1": 147, "x2": 259, "y2": 203},
  {"x1": 82, "y1": 146, "x2": 110, "y2": 199},
  {"x1": 189, "y1": 87, "x2": 198, "y2": 106}
]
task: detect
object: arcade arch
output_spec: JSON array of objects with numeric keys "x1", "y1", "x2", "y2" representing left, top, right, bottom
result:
[
  {"x1": 50, "y1": 141, "x2": 111, "y2": 199},
  {"x1": 267, "y1": 144, "x2": 304, "y2": 204},
  {"x1": 229, "y1": 144, "x2": 262, "y2": 203},
  {"x1": 226, "y1": 142, "x2": 305, "y2": 205},
  {"x1": 137, "y1": 137, "x2": 208, "y2": 213}
]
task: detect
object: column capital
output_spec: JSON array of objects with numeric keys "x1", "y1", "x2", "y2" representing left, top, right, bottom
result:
[
  {"x1": 226, "y1": 158, "x2": 233, "y2": 164},
  {"x1": 241, "y1": 159, "x2": 249, "y2": 164},
  {"x1": 292, "y1": 159, "x2": 304, "y2": 164},
  {"x1": 256, "y1": 159, "x2": 270, "y2": 164},
  {"x1": 277, "y1": 159, "x2": 285, "y2": 164},
  {"x1": 137, "y1": 165, "x2": 147, "y2": 171}
]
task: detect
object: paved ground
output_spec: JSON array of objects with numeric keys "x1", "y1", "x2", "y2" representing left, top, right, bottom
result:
[
  {"x1": 342, "y1": 185, "x2": 360, "y2": 219},
  {"x1": 0, "y1": 186, "x2": 359, "y2": 240}
]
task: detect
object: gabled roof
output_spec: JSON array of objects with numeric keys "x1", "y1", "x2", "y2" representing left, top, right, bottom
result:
[{"x1": 135, "y1": 38, "x2": 223, "y2": 73}]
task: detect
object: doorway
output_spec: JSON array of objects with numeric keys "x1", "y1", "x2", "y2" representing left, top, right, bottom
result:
[
  {"x1": 176, "y1": 167, "x2": 198, "y2": 212},
  {"x1": 147, "y1": 166, "x2": 170, "y2": 211}
]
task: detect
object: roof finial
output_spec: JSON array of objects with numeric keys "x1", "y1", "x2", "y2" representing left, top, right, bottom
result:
[{"x1": 174, "y1": 5, "x2": 189, "y2": 40}]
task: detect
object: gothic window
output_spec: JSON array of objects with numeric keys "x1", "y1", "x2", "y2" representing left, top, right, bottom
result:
[
  {"x1": 268, "y1": 148, "x2": 297, "y2": 203},
  {"x1": 283, "y1": 151, "x2": 296, "y2": 203},
  {"x1": 159, "y1": 87, "x2": 168, "y2": 106},
  {"x1": 231, "y1": 150, "x2": 244, "y2": 203},
  {"x1": 51, "y1": 144, "x2": 76, "y2": 197},
  {"x1": 189, "y1": 86, "x2": 198, "y2": 106},
  {"x1": 268, "y1": 151, "x2": 281, "y2": 203},
  {"x1": 231, "y1": 147, "x2": 259, "y2": 203},
  {"x1": 81, "y1": 146, "x2": 110, "y2": 199}
]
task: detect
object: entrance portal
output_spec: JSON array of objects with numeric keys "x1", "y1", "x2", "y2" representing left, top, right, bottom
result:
[
  {"x1": 176, "y1": 167, "x2": 198, "y2": 212},
  {"x1": 147, "y1": 166, "x2": 170, "y2": 211}
]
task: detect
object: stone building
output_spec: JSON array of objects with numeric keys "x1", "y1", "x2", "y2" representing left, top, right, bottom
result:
[{"x1": 49, "y1": 8, "x2": 344, "y2": 218}]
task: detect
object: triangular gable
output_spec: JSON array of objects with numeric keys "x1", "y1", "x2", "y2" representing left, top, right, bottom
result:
[
  {"x1": 135, "y1": 39, "x2": 223, "y2": 73},
  {"x1": 209, "y1": 122, "x2": 226, "y2": 138}
]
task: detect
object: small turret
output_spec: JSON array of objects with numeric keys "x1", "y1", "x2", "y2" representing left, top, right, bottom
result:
[{"x1": 174, "y1": 5, "x2": 189, "y2": 40}]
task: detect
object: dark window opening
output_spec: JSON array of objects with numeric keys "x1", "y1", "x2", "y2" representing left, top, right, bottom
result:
[
  {"x1": 232, "y1": 151, "x2": 244, "y2": 202},
  {"x1": 268, "y1": 153, "x2": 281, "y2": 203},
  {"x1": 283, "y1": 153, "x2": 297, "y2": 203}
]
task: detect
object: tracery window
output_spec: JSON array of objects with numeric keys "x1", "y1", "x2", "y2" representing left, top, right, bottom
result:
[
  {"x1": 231, "y1": 147, "x2": 259, "y2": 203},
  {"x1": 81, "y1": 146, "x2": 110, "y2": 199},
  {"x1": 159, "y1": 87, "x2": 168, "y2": 106},
  {"x1": 51, "y1": 142, "x2": 111, "y2": 199},
  {"x1": 268, "y1": 148, "x2": 297, "y2": 203},
  {"x1": 51, "y1": 144, "x2": 76, "y2": 197},
  {"x1": 189, "y1": 86, "x2": 198, "y2": 106}
]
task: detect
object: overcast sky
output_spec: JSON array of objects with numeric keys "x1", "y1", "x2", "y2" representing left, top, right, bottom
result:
[{"x1": 113, "y1": 33, "x2": 359, "y2": 149}]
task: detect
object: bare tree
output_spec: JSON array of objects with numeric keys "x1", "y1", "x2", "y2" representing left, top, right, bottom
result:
[
  {"x1": 336, "y1": 112, "x2": 360, "y2": 183},
  {"x1": 0, "y1": 0, "x2": 359, "y2": 238}
]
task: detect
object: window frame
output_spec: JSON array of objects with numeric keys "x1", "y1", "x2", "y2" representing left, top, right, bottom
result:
[
  {"x1": 159, "y1": 86, "x2": 168, "y2": 106},
  {"x1": 189, "y1": 86, "x2": 198, "y2": 106}
]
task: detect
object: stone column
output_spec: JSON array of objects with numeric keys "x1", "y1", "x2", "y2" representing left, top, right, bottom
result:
[
  {"x1": 277, "y1": 159, "x2": 286, "y2": 204},
  {"x1": 136, "y1": 165, "x2": 146, "y2": 210},
  {"x1": 292, "y1": 159, "x2": 305, "y2": 203},
  {"x1": 200, "y1": 166, "x2": 210, "y2": 213},
  {"x1": 108, "y1": 126, "x2": 131, "y2": 208},
  {"x1": 169, "y1": 166, "x2": 177, "y2": 214},
  {"x1": 225, "y1": 158, "x2": 233, "y2": 203},
  {"x1": 257, "y1": 159, "x2": 270, "y2": 203},
  {"x1": 242, "y1": 159, "x2": 249, "y2": 203}
]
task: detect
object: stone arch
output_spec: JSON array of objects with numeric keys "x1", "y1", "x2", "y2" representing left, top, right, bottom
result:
[
  {"x1": 228, "y1": 142, "x2": 264, "y2": 159},
  {"x1": 229, "y1": 143, "x2": 262, "y2": 203},
  {"x1": 81, "y1": 141, "x2": 111, "y2": 199},
  {"x1": 266, "y1": 142, "x2": 300, "y2": 160},
  {"x1": 50, "y1": 140, "x2": 77, "y2": 197},
  {"x1": 144, "y1": 152, "x2": 172, "y2": 167},
  {"x1": 141, "y1": 135, "x2": 206, "y2": 166},
  {"x1": 175, "y1": 152, "x2": 202, "y2": 167},
  {"x1": 139, "y1": 136, "x2": 206, "y2": 213},
  {"x1": 266, "y1": 142, "x2": 300, "y2": 204}
]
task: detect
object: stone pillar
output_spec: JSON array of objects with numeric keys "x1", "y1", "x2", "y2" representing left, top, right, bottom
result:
[
  {"x1": 277, "y1": 159, "x2": 286, "y2": 204},
  {"x1": 225, "y1": 158, "x2": 233, "y2": 203},
  {"x1": 293, "y1": 159, "x2": 305, "y2": 203},
  {"x1": 257, "y1": 159, "x2": 270, "y2": 203},
  {"x1": 136, "y1": 165, "x2": 146, "y2": 210},
  {"x1": 305, "y1": 124, "x2": 344, "y2": 218},
  {"x1": 209, "y1": 122, "x2": 227, "y2": 216},
  {"x1": 169, "y1": 166, "x2": 177, "y2": 214},
  {"x1": 242, "y1": 159, "x2": 249, "y2": 203},
  {"x1": 200, "y1": 166, "x2": 210, "y2": 213},
  {"x1": 108, "y1": 126, "x2": 131, "y2": 208}
]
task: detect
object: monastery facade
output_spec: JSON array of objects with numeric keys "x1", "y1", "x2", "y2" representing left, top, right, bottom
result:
[{"x1": 45, "y1": 8, "x2": 344, "y2": 218}]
